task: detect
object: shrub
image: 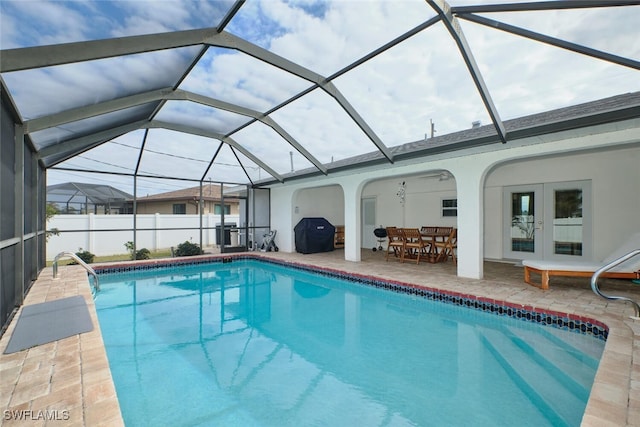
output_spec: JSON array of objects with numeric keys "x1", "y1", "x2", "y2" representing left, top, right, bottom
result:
[
  {"x1": 125, "y1": 241, "x2": 151, "y2": 260},
  {"x1": 74, "y1": 250, "x2": 95, "y2": 264},
  {"x1": 135, "y1": 248, "x2": 151, "y2": 260},
  {"x1": 174, "y1": 241, "x2": 203, "y2": 257}
]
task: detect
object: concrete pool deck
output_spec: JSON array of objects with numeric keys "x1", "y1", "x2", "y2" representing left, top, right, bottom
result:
[{"x1": 1, "y1": 250, "x2": 639, "y2": 426}]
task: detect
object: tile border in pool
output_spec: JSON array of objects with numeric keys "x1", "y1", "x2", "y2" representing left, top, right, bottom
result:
[{"x1": 93, "y1": 253, "x2": 609, "y2": 340}]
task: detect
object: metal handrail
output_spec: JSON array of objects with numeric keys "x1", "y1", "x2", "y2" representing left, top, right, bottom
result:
[
  {"x1": 590, "y1": 249, "x2": 640, "y2": 318},
  {"x1": 52, "y1": 251, "x2": 100, "y2": 292}
]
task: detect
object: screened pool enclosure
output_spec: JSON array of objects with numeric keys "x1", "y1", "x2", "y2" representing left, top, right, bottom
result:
[{"x1": 1, "y1": 0, "x2": 639, "y2": 330}]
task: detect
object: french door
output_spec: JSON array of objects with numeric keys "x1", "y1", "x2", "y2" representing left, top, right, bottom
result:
[{"x1": 503, "y1": 181, "x2": 591, "y2": 261}]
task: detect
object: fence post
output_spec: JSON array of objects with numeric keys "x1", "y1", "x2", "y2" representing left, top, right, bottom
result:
[
  {"x1": 154, "y1": 213, "x2": 161, "y2": 251},
  {"x1": 88, "y1": 213, "x2": 95, "y2": 253}
]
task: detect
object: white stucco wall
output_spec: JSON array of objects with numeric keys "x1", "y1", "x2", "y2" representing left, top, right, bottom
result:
[
  {"x1": 292, "y1": 185, "x2": 344, "y2": 227},
  {"x1": 484, "y1": 145, "x2": 640, "y2": 261},
  {"x1": 362, "y1": 176, "x2": 458, "y2": 230},
  {"x1": 269, "y1": 118, "x2": 640, "y2": 279}
]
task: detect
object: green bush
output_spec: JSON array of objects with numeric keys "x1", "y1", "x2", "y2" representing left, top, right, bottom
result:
[
  {"x1": 75, "y1": 250, "x2": 95, "y2": 264},
  {"x1": 174, "y1": 241, "x2": 203, "y2": 257},
  {"x1": 124, "y1": 241, "x2": 151, "y2": 260},
  {"x1": 135, "y1": 248, "x2": 151, "y2": 260}
]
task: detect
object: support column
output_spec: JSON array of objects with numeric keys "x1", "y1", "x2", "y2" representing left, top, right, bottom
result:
[
  {"x1": 342, "y1": 180, "x2": 363, "y2": 262},
  {"x1": 449, "y1": 160, "x2": 486, "y2": 279},
  {"x1": 270, "y1": 187, "x2": 296, "y2": 253}
]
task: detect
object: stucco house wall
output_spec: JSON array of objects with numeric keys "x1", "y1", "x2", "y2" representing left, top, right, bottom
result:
[{"x1": 268, "y1": 117, "x2": 640, "y2": 280}]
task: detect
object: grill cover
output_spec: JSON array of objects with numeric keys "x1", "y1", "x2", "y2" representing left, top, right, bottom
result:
[{"x1": 294, "y1": 217, "x2": 336, "y2": 254}]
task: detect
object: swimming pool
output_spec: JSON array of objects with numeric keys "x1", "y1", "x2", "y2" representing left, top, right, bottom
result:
[{"x1": 95, "y1": 257, "x2": 605, "y2": 426}]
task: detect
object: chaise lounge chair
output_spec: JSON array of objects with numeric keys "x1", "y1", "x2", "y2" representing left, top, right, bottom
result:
[{"x1": 522, "y1": 232, "x2": 640, "y2": 290}]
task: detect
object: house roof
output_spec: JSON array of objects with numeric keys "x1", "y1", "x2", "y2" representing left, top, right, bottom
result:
[
  {"x1": 47, "y1": 182, "x2": 133, "y2": 205},
  {"x1": 135, "y1": 183, "x2": 237, "y2": 202},
  {"x1": 2, "y1": 1, "x2": 639, "y2": 191}
]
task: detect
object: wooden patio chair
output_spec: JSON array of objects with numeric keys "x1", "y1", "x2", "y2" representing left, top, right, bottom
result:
[
  {"x1": 420, "y1": 226, "x2": 437, "y2": 234},
  {"x1": 433, "y1": 228, "x2": 457, "y2": 264},
  {"x1": 435, "y1": 226, "x2": 453, "y2": 243},
  {"x1": 385, "y1": 227, "x2": 405, "y2": 261},
  {"x1": 401, "y1": 228, "x2": 431, "y2": 264}
]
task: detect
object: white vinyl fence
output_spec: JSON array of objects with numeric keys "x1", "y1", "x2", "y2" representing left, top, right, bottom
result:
[{"x1": 46, "y1": 213, "x2": 240, "y2": 260}]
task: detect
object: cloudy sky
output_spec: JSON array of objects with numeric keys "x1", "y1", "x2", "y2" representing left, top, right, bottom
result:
[{"x1": 1, "y1": 0, "x2": 639, "y2": 196}]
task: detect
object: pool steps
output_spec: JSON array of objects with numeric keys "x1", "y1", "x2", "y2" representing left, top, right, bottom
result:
[{"x1": 481, "y1": 326, "x2": 594, "y2": 426}]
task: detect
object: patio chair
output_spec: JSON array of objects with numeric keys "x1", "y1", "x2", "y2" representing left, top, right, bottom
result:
[
  {"x1": 433, "y1": 228, "x2": 457, "y2": 264},
  {"x1": 385, "y1": 227, "x2": 405, "y2": 261},
  {"x1": 401, "y1": 228, "x2": 431, "y2": 264},
  {"x1": 435, "y1": 226, "x2": 453, "y2": 243},
  {"x1": 420, "y1": 226, "x2": 438, "y2": 235},
  {"x1": 522, "y1": 232, "x2": 640, "y2": 290}
]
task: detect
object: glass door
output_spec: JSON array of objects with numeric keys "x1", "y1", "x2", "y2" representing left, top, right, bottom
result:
[
  {"x1": 503, "y1": 181, "x2": 591, "y2": 261},
  {"x1": 543, "y1": 181, "x2": 591, "y2": 260},
  {"x1": 503, "y1": 185, "x2": 543, "y2": 259}
]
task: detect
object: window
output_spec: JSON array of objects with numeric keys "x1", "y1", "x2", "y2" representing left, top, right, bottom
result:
[
  {"x1": 173, "y1": 203, "x2": 186, "y2": 214},
  {"x1": 442, "y1": 199, "x2": 457, "y2": 217},
  {"x1": 214, "y1": 204, "x2": 231, "y2": 215}
]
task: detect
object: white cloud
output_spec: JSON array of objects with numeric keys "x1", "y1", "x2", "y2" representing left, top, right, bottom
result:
[{"x1": 3, "y1": 0, "x2": 639, "y2": 192}]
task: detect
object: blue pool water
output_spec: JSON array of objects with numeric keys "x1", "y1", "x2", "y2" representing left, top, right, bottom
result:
[{"x1": 95, "y1": 259, "x2": 605, "y2": 427}]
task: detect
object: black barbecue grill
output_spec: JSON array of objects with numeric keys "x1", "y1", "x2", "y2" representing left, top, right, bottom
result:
[{"x1": 373, "y1": 226, "x2": 387, "y2": 251}]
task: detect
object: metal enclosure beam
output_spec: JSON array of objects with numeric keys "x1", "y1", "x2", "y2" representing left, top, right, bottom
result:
[
  {"x1": 0, "y1": 28, "x2": 218, "y2": 72},
  {"x1": 24, "y1": 87, "x2": 174, "y2": 133},
  {"x1": 146, "y1": 120, "x2": 284, "y2": 182},
  {"x1": 427, "y1": 0, "x2": 507, "y2": 143},
  {"x1": 459, "y1": 14, "x2": 640, "y2": 71},
  {"x1": 206, "y1": 32, "x2": 395, "y2": 162},
  {"x1": 38, "y1": 120, "x2": 148, "y2": 166},
  {"x1": 14, "y1": 125, "x2": 25, "y2": 304}
]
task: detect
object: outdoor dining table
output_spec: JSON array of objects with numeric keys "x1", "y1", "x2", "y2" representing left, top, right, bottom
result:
[{"x1": 420, "y1": 229, "x2": 451, "y2": 263}]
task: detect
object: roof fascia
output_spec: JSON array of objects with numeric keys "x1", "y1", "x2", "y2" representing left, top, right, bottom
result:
[
  {"x1": 253, "y1": 101, "x2": 640, "y2": 187},
  {"x1": 427, "y1": 0, "x2": 507, "y2": 144}
]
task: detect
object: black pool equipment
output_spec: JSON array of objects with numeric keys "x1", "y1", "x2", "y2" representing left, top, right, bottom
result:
[
  {"x1": 294, "y1": 217, "x2": 336, "y2": 254},
  {"x1": 260, "y1": 230, "x2": 279, "y2": 252},
  {"x1": 373, "y1": 226, "x2": 387, "y2": 251}
]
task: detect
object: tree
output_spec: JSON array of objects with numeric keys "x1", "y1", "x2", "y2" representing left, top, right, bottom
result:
[{"x1": 46, "y1": 203, "x2": 60, "y2": 241}]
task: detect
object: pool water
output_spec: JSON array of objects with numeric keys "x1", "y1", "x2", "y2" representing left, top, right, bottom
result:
[{"x1": 95, "y1": 259, "x2": 604, "y2": 427}]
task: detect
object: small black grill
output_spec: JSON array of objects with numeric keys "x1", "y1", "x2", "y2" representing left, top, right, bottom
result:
[{"x1": 373, "y1": 227, "x2": 387, "y2": 251}]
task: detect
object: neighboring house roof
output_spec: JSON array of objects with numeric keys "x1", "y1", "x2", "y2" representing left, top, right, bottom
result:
[
  {"x1": 134, "y1": 184, "x2": 238, "y2": 202},
  {"x1": 47, "y1": 182, "x2": 133, "y2": 205}
]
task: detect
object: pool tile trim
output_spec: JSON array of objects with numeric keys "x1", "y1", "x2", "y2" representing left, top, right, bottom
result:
[{"x1": 94, "y1": 253, "x2": 609, "y2": 340}]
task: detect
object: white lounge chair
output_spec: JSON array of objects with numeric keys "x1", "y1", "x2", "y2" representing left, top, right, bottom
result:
[{"x1": 522, "y1": 232, "x2": 640, "y2": 290}]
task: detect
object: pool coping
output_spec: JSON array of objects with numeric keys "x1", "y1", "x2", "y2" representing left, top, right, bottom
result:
[{"x1": 1, "y1": 252, "x2": 637, "y2": 426}]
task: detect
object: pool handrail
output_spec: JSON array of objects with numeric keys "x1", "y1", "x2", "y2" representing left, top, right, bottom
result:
[
  {"x1": 590, "y1": 249, "x2": 640, "y2": 318},
  {"x1": 52, "y1": 251, "x2": 100, "y2": 293}
]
